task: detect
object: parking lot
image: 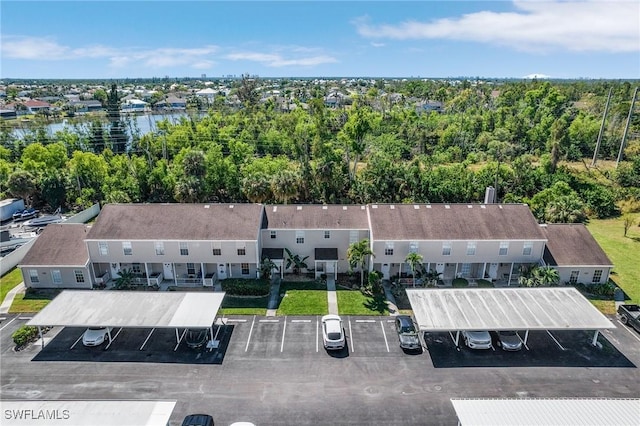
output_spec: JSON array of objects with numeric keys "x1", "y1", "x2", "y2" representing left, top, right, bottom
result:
[{"x1": 1, "y1": 313, "x2": 640, "y2": 425}]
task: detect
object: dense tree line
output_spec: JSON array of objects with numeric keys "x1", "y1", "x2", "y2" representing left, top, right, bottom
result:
[{"x1": 1, "y1": 79, "x2": 639, "y2": 224}]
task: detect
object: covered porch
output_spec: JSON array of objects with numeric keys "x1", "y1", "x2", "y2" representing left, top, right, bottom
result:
[
  {"x1": 314, "y1": 248, "x2": 338, "y2": 280},
  {"x1": 93, "y1": 261, "x2": 219, "y2": 288},
  {"x1": 262, "y1": 248, "x2": 285, "y2": 279}
]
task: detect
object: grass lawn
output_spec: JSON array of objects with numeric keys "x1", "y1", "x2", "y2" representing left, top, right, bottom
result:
[
  {"x1": 337, "y1": 288, "x2": 388, "y2": 315},
  {"x1": 587, "y1": 214, "x2": 640, "y2": 308},
  {"x1": 1, "y1": 268, "x2": 24, "y2": 304},
  {"x1": 220, "y1": 295, "x2": 269, "y2": 316},
  {"x1": 277, "y1": 281, "x2": 328, "y2": 315},
  {"x1": 9, "y1": 289, "x2": 59, "y2": 313}
]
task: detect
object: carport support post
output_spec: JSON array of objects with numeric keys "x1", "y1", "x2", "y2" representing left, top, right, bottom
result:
[
  {"x1": 523, "y1": 330, "x2": 529, "y2": 346},
  {"x1": 38, "y1": 326, "x2": 44, "y2": 350},
  {"x1": 592, "y1": 330, "x2": 599, "y2": 346}
]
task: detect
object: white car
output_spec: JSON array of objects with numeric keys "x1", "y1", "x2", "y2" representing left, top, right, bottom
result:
[
  {"x1": 461, "y1": 330, "x2": 492, "y2": 350},
  {"x1": 321, "y1": 314, "x2": 345, "y2": 350},
  {"x1": 82, "y1": 327, "x2": 112, "y2": 347}
]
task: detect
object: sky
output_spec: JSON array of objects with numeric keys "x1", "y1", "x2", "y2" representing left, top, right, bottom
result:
[{"x1": 1, "y1": 0, "x2": 639, "y2": 80}]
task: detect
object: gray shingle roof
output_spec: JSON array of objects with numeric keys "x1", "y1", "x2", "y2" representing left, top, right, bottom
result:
[
  {"x1": 85, "y1": 203, "x2": 263, "y2": 241},
  {"x1": 20, "y1": 224, "x2": 89, "y2": 266},
  {"x1": 541, "y1": 223, "x2": 613, "y2": 266},
  {"x1": 264, "y1": 204, "x2": 368, "y2": 230},
  {"x1": 368, "y1": 203, "x2": 546, "y2": 241}
]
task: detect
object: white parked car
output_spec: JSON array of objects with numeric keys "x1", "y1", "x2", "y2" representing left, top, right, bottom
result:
[
  {"x1": 82, "y1": 327, "x2": 112, "y2": 347},
  {"x1": 321, "y1": 314, "x2": 345, "y2": 350},
  {"x1": 461, "y1": 330, "x2": 492, "y2": 350}
]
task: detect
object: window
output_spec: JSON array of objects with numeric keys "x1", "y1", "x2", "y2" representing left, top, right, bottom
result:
[
  {"x1": 349, "y1": 230, "x2": 359, "y2": 244},
  {"x1": 296, "y1": 231, "x2": 305, "y2": 244},
  {"x1": 122, "y1": 241, "x2": 132, "y2": 256},
  {"x1": 499, "y1": 241, "x2": 509, "y2": 256},
  {"x1": 592, "y1": 270, "x2": 603, "y2": 283},
  {"x1": 212, "y1": 247, "x2": 221, "y2": 256},
  {"x1": 409, "y1": 242, "x2": 418, "y2": 253},
  {"x1": 466, "y1": 242, "x2": 476, "y2": 256},
  {"x1": 324, "y1": 230, "x2": 331, "y2": 239},
  {"x1": 52, "y1": 270, "x2": 62, "y2": 285},
  {"x1": 98, "y1": 242, "x2": 109, "y2": 256},
  {"x1": 237, "y1": 247, "x2": 246, "y2": 256},
  {"x1": 74, "y1": 270, "x2": 85, "y2": 283},
  {"x1": 132, "y1": 263, "x2": 142, "y2": 274},
  {"x1": 155, "y1": 241, "x2": 165, "y2": 256},
  {"x1": 241, "y1": 263, "x2": 250, "y2": 275},
  {"x1": 29, "y1": 269, "x2": 39, "y2": 284},
  {"x1": 461, "y1": 263, "x2": 471, "y2": 276},
  {"x1": 385, "y1": 242, "x2": 394, "y2": 256},
  {"x1": 569, "y1": 270, "x2": 580, "y2": 284},
  {"x1": 523, "y1": 241, "x2": 533, "y2": 256},
  {"x1": 180, "y1": 242, "x2": 189, "y2": 256},
  {"x1": 270, "y1": 230, "x2": 277, "y2": 239},
  {"x1": 187, "y1": 263, "x2": 196, "y2": 275},
  {"x1": 442, "y1": 242, "x2": 452, "y2": 256}
]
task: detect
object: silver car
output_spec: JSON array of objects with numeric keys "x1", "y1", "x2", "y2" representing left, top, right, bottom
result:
[
  {"x1": 395, "y1": 315, "x2": 421, "y2": 350},
  {"x1": 461, "y1": 330, "x2": 492, "y2": 350},
  {"x1": 497, "y1": 330, "x2": 523, "y2": 351}
]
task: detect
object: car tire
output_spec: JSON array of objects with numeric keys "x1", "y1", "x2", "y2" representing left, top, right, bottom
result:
[{"x1": 621, "y1": 315, "x2": 628, "y2": 325}]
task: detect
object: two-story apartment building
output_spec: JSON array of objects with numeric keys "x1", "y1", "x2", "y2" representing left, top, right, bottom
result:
[{"x1": 367, "y1": 203, "x2": 547, "y2": 284}]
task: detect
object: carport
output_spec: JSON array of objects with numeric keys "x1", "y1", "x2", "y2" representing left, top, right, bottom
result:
[
  {"x1": 26, "y1": 290, "x2": 225, "y2": 350},
  {"x1": 0, "y1": 400, "x2": 176, "y2": 425},
  {"x1": 406, "y1": 287, "x2": 615, "y2": 348},
  {"x1": 451, "y1": 398, "x2": 640, "y2": 425}
]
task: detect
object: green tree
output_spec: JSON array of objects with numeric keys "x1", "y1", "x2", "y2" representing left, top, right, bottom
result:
[
  {"x1": 519, "y1": 266, "x2": 560, "y2": 287},
  {"x1": 7, "y1": 170, "x2": 37, "y2": 207},
  {"x1": 404, "y1": 252, "x2": 424, "y2": 287},
  {"x1": 270, "y1": 169, "x2": 300, "y2": 204},
  {"x1": 347, "y1": 239, "x2": 375, "y2": 287},
  {"x1": 284, "y1": 248, "x2": 309, "y2": 275},
  {"x1": 106, "y1": 84, "x2": 127, "y2": 154}
]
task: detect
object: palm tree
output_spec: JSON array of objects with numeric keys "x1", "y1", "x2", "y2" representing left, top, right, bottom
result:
[
  {"x1": 271, "y1": 169, "x2": 300, "y2": 204},
  {"x1": 405, "y1": 252, "x2": 424, "y2": 287},
  {"x1": 347, "y1": 239, "x2": 375, "y2": 287},
  {"x1": 518, "y1": 265, "x2": 559, "y2": 287}
]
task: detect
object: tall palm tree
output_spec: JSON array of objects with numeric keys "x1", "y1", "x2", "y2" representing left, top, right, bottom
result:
[
  {"x1": 347, "y1": 239, "x2": 375, "y2": 287},
  {"x1": 405, "y1": 252, "x2": 424, "y2": 287}
]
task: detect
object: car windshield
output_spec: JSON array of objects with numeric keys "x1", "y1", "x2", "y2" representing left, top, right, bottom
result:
[
  {"x1": 88, "y1": 327, "x2": 104, "y2": 331},
  {"x1": 400, "y1": 325, "x2": 415, "y2": 334},
  {"x1": 327, "y1": 332, "x2": 342, "y2": 340},
  {"x1": 500, "y1": 331, "x2": 516, "y2": 336}
]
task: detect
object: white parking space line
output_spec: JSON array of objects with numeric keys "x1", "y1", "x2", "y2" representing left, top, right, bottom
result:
[
  {"x1": 355, "y1": 319, "x2": 375, "y2": 323},
  {"x1": 380, "y1": 321, "x2": 390, "y2": 352},
  {"x1": 70, "y1": 334, "x2": 83, "y2": 350},
  {"x1": 546, "y1": 330, "x2": 566, "y2": 351},
  {"x1": 348, "y1": 318, "x2": 354, "y2": 353},
  {"x1": 18, "y1": 316, "x2": 32, "y2": 320},
  {"x1": 516, "y1": 332, "x2": 530, "y2": 351},
  {"x1": 0, "y1": 317, "x2": 17, "y2": 331},
  {"x1": 617, "y1": 320, "x2": 640, "y2": 343},
  {"x1": 140, "y1": 328, "x2": 155, "y2": 350},
  {"x1": 316, "y1": 317, "x2": 319, "y2": 352},
  {"x1": 291, "y1": 319, "x2": 311, "y2": 323},
  {"x1": 280, "y1": 316, "x2": 287, "y2": 352},
  {"x1": 245, "y1": 315, "x2": 256, "y2": 352},
  {"x1": 105, "y1": 328, "x2": 123, "y2": 350},
  {"x1": 0, "y1": 317, "x2": 6, "y2": 321},
  {"x1": 226, "y1": 319, "x2": 247, "y2": 323},
  {"x1": 259, "y1": 319, "x2": 279, "y2": 323}
]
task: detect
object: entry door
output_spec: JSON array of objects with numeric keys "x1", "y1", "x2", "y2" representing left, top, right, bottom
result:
[
  {"x1": 488, "y1": 263, "x2": 499, "y2": 280},
  {"x1": 110, "y1": 262, "x2": 121, "y2": 279},
  {"x1": 217, "y1": 263, "x2": 227, "y2": 280},
  {"x1": 163, "y1": 263, "x2": 174, "y2": 280},
  {"x1": 435, "y1": 263, "x2": 445, "y2": 274},
  {"x1": 381, "y1": 263, "x2": 390, "y2": 280}
]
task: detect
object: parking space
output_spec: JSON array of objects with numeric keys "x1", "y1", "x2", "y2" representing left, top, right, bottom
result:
[{"x1": 346, "y1": 317, "x2": 403, "y2": 357}]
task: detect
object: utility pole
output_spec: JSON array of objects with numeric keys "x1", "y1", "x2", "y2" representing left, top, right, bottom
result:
[
  {"x1": 616, "y1": 87, "x2": 638, "y2": 167},
  {"x1": 591, "y1": 87, "x2": 613, "y2": 167}
]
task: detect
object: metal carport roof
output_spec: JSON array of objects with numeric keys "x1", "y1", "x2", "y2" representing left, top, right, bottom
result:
[
  {"x1": 0, "y1": 400, "x2": 177, "y2": 426},
  {"x1": 27, "y1": 291, "x2": 225, "y2": 328},
  {"x1": 451, "y1": 398, "x2": 640, "y2": 426},
  {"x1": 406, "y1": 287, "x2": 614, "y2": 332}
]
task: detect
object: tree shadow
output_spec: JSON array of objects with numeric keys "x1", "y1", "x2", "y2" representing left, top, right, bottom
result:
[{"x1": 363, "y1": 294, "x2": 389, "y2": 314}]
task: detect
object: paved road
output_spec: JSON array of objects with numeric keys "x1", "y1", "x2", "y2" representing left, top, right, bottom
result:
[{"x1": 2, "y1": 314, "x2": 640, "y2": 425}]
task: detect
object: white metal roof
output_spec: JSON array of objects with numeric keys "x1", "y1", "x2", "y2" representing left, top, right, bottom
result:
[
  {"x1": 27, "y1": 291, "x2": 225, "y2": 328},
  {"x1": 451, "y1": 398, "x2": 640, "y2": 426},
  {"x1": 406, "y1": 288, "x2": 615, "y2": 332},
  {"x1": 0, "y1": 400, "x2": 176, "y2": 426}
]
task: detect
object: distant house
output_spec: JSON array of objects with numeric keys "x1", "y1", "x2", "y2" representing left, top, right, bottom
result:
[
  {"x1": 69, "y1": 100, "x2": 103, "y2": 113},
  {"x1": 196, "y1": 88, "x2": 217, "y2": 101},
  {"x1": 23, "y1": 99, "x2": 51, "y2": 114},
  {"x1": 416, "y1": 100, "x2": 443, "y2": 114},
  {"x1": 155, "y1": 95, "x2": 187, "y2": 110},
  {"x1": 0, "y1": 109, "x2": 17, "y2": 120},
  {"x1": 121, "y1": 99, "x2": 149, "y2": 113}
]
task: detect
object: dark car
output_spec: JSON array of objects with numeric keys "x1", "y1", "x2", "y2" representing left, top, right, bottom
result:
[
  {"x1": 395, "y1": 315, "x2": 421, "y2": 350},
  {"x1": 182, "y1": 414, "x2": 214, "y2": 426},
  {"x1": 185, "y1": 328, "x2": 209, "y2": 349}
]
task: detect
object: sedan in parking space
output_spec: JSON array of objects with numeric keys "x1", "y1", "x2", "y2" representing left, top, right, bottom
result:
[
  {"x1": 82, "y1": 327, "x2": 112, "y2": 347},
  {"x1": 496, "y1": 330, "x2": 523, "y2": 351},
  {"x1": 394, "y1": 315, "x2": 421, "y2": 350},
  {"x1": 185, "y1": 328, "x2": 209, "y2": 349},
  {"x1": 461, "y1": 330, "x2": 492, "y2": 350},
  {"x1": 321, "y1": 314, "x2": 345, "y2": 350},
  {"x1": 182, "y1": 414, "x2": 214, "y2": 426}
]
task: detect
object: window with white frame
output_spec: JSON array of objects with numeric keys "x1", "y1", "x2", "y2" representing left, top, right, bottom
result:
[
  {"x1": 442, "y1": 242, "x2": 452, "y2": 256},
  {"x1": 384, "y1": 242, "x2": 394, "y2": 256},
  {"x1": 569, "y1": 270, "x2": 580, "y2": 284},
  {"x1": 324, "y1": 230, "x2": 331, "y2": 239},
  {"x1": 212, "y1": 242, "x2": 221, "y2": 256},
  {"x1": 180, "y1": 242, "x2": 189, "y2": 256},
  {"x1": 187, "y1": 263, "x2": 196, "y2": 275},
  {"x1": 349, "y1": 230, "x2": 359, "y2": 244},
  {"x1": 52, "y1": 270, "x2": 62, "y2": 284},
  {"x1": 155, "y1": 241, "x2": 165, "y2": 256},
  {"x1": 592, "y1": 270, "x2": 603, "y2": 283},
  {"x1": 461, "y1": 263, "x2": 471, "y2": 276},
  {"x1": 522, "y1": 241, "x2": 533, "y2": 256},
  {"x1": 122, "y1": 241, "x2": 132, "y2": 256},
  {"x1": 270, "y1": 230, "x2": 277, "y2": 239},
  {"x1": 237, "y1": 242, "x2": 246, "y2": 256},
  {"x1": 466, "y1": 242, "x2": 476, "y2": 256},
  {"x1": 499, "y1": 241, "x2": 509, "y2": 256},
  {"x1": 74, "y1": 270, "x2": 85, "y2": 283},
  {"x1": 132, "y1": 263, "x2": 141, "y2": 274},
  {"x1": 409, "y1": 242, "x2": 418, "y2": 253},
  {"x1": 98, "y1": 242, "x2": 109, "y2": 256},
  {"x1": 29, "y1": 269, "x2": 39, "y2": 284},
  {"x1": 241, "y1": 263, "x2": 250, "y2": 275},
  {"x1": 296, "y1": 231, "x2": 305, "y2": 244}
]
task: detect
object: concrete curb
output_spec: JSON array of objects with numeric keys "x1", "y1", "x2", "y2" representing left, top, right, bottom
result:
[{"x1": 0, "y1": 282, "x2": 25, "y2": 314}]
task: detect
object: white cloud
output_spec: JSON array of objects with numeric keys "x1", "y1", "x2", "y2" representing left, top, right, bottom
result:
[
  {"x1": 370, "y1": 42, "x2": 386, "y2": 48},
  {"x1": 354, "y1": 1, "x2": 640, "y2": 53},
  {"x1": 523, "y1": 73, "x2": 551, "y2": 79},
  {"x1": 1, "y1": 35, "x2": 70, "y2": 59},
  {"x1": 226, "y1": 50, "x2": 338, "y2": 67}
]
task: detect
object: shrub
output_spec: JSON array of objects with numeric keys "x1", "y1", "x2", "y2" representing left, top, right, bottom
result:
[
  {"x1": 221, "y1": 278, "x2": 270, "y2": 296},
  {"x1": 12, "y1": 325, "x2": 38, "y2": 347},
  {"x1": 452, "y1": 278, "x2": 469, "y2": 288}
]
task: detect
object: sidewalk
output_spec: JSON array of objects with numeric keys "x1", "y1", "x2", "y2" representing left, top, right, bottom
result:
[
  {"x1": 382, "y1": 280, "x2": 399, "y2": 316},
  {"x1": 326, "y1": 278, "x2": 338, "y2": 315},
  {"x1": 0, "y1": 282, "x2": 25, "y2": 314},
  {"x1": 266, "y1": 277, "x2": 281, "y2": 317}
]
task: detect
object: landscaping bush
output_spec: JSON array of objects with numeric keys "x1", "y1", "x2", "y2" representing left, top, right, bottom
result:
[
  {"x1": 452, "y1": 278, "x2": 469, "y2": 288},
  {"x1": 12, "y1": 325, "x2": 38, "y2": 347},
  {"x1": 476, "y1": 279, "x2": 494, "y2": 288},
  {"x1": 573, "y1": 281, "x2": 617, "y2": 298},
  {"x1": 221, "y1": 278, "x2": 270, "y2": 296}
]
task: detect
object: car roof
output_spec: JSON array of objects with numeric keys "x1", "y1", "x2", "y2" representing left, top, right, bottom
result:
[
  {"x1": 182, "y1": 414, "x2": 214, "y2": 426},
  {"x1": 397, "y1": 315, "x2": 413, "y2": 326}
]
